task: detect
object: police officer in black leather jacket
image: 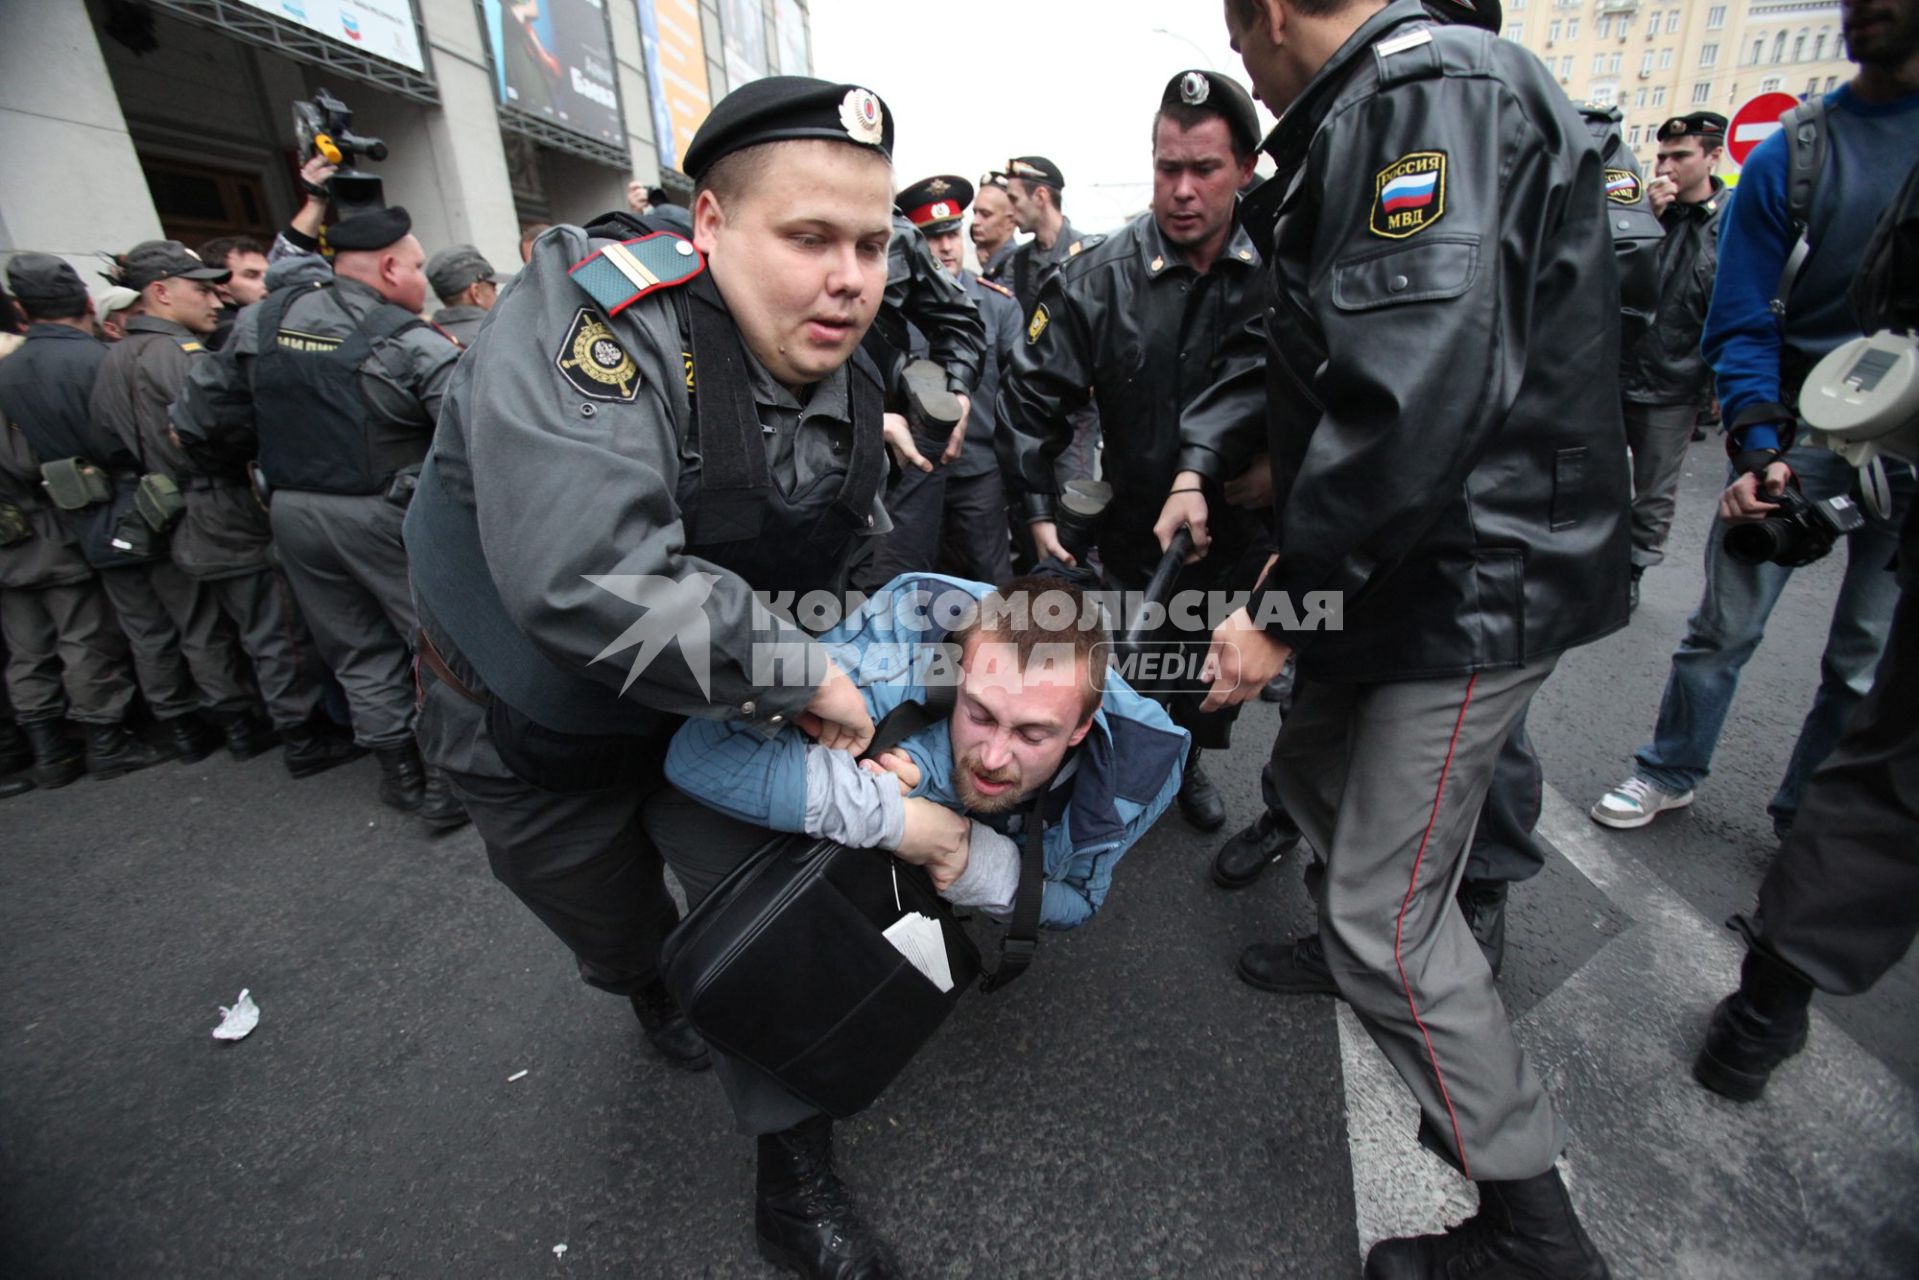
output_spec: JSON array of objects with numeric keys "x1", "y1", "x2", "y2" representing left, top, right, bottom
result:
[{"x1": 1000, "y1": 70, "x2": 1272, "y2": 833}]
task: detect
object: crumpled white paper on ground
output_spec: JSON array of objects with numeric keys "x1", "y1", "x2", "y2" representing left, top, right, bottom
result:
[{"x1": 211, "y1": 989, "x2": 260, "y2": 1041}]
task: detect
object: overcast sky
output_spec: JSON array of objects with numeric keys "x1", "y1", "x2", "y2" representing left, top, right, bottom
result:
[{"x1": 807, "y1": 0, "x2": 1276, "y2": 234}]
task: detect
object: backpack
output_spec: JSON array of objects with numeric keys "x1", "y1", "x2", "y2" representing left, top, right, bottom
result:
[{"x1": 1770, "y1": 96, "x2": 1829, "y2": 321}]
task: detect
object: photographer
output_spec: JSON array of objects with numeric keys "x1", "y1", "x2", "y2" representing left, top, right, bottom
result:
[{"x1": 1589, "y1": 0, "x2": 1919, "y2": 838}]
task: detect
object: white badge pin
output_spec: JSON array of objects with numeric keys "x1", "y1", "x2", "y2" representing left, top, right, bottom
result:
[
  {"x1": 1180, "y1": 72, "x2": 1210, "y2": 106},
  {"x1": 840, "y1": 88, "x2": 885, "y2": 146}
]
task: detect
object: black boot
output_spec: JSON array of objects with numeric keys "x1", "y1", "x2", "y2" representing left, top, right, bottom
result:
[
  {"x1": 1456, "y1": 879, "x2": 1509, "y2": 977},
  {"x1": 1177, "y1": 748, "x2": 1227, "y2": 832},
  {"x1": 1693, "y1": 946, "x2": 1813, "y2": 1102},
  {"x1": 0, "y1": 775, "x2": 31, "y2": 799},
  {"x1": 164, "y1": 714, "x2": 219, "y2": 764},
  {"x1": 1236, "y1": 932, "x2": 1339, "y2": 996},
  {"x1": 1212, "y1": 805, "x2": 1304, "y2": 889},
  {"x1": 1364, "y1": 1166, "x2": 1611, "y2": 1279},
  {"x1": 630, "y1": 979, "x2": 710, "y2": 1072},
  {"x1": 0, "y1": 719, "x2": 32, "y2": 776},
  {"x1": 415, "y1": 767, "x2": 470, "y2": 833},
  {"x1": 755, "y1": 1116, "x2": 901, "y2": 1279},
  {"x1": 282, "y1": 722, "x2": 365, "y2": 779},
  {"x1": 213, "y1": 709, "x2": 279, "y2": 761},
  {"x1": 373, "y1": 742, "x2": 426, "y2": 812},
  {"x1": 21, "y1": 719, "x2": 84, "y2": 789},
  {"x1": 85, "y1": 722, "x2": 168, "y2": 781}
]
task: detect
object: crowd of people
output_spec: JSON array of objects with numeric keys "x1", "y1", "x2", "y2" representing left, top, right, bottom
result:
[{"x1": 3, "y1": 0, "x2": 1916, "y2": 1277}]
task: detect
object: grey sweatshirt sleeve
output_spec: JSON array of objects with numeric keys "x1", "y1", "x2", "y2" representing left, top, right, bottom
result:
[
  {"x1": 941, "y1": 823, "x2": 1019, "y2": 916},
  {"x1": 803, "y1": 747, "x2": 906, "y2": 850}
]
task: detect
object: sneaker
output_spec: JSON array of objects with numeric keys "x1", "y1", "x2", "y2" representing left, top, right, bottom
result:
[{"x1": 1589, "y1": 775, "x2": 1693, "y2": 829}]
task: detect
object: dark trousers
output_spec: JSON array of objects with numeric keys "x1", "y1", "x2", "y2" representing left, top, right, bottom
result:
[
  {"x1": 1749, "y1": 517, "x2": 1919, "y2": 995},
  {"x1": 0, "y1": 580, "x2": 136, "y2": 724},
  {"x1": 938, "y1": 468, "x2": 1013, "y2": 584},
  {"x1": 416, "y1": 663, "x2": 681, "y2": 995},
  {"x1": 1624, "y1": 402, "x2": 1700, "y2": 568},
  {"x1": 858, "y1": 450, "x2": 947, "y2": 593}
]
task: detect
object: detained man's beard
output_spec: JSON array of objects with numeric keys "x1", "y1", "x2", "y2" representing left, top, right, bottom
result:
[{"x1": 955, "y1": 750, "x2": 1022, "y2": 814}]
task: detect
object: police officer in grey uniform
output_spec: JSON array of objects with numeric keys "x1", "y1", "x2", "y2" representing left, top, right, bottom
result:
[
  {"x1": 424, "y1": 245, "x2": 507, "y2": 348},
  {"x1": 0, "y1": 255, "x2": 163, "y2": 783},
  {"x1": 2, "y1": 365, "x2": 153, "y2": 786},
  {"x1": 972, "y1": 170, "x2": 1022, "y2": 282},
  {"x1": 177, "y1": 208, "x2": 466, "y2": 827},
  {"x1": 1001, "y1": 71, "x2": 1272, "y2": 834},
  {"x1": 0, "y1": 251, "x2": 227, "y2": 764},
  {"x1": 404, "y1": 76, "x2": 900, "y2": 1279}
]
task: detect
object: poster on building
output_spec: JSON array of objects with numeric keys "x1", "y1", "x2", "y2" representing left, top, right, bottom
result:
[
  {"x1": 721, "y1": 0, "x2": 768, "y2": 93},
  {"x1": 236, "y1": 0, "x2": 426, "y2": 72},
  {"x1": 636, "y1": 0, "x2": 711, "y2": 172},
  {"x1": 481, "y1": 0, "x2": 624, "y2": 146},
  {"x1": 772, "y1": 0, "x2": 808, "y2": 76}
]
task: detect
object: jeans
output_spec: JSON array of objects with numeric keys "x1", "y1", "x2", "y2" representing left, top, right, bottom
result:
[{"x1": 1634, "y1": 446, "x2": 1912, "y2": 827}]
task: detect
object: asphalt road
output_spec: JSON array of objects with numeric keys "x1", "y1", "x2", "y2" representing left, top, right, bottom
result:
[{"x1": 1, "y1": 435, "x2": 1913, "y2": 1278}]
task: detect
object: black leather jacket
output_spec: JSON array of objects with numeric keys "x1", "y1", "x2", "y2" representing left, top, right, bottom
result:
[
  {"x1": 1620, "y1": 179, "x2": 1728, "y2": 407},
  {"x1": 1186, "y1": 1, "x2": 1631, "y2": 683}
]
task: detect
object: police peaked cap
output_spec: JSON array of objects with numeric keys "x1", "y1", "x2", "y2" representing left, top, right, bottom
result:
[
  {"x1": 898, "y1": 175, "x2": 974, "y2": 233},
  {"x1": 7, "y1": 252, "x2": 90, "y2": 312},
  {"x1": 328, "y1": 206, "x2": 413, "y2": 252},
  {"x1": 682, "y1": 77, "x2": 894, "y2": 181},
  {"x1": 1656, "y1": 112, "x2": 1729, "y2": 143},
  {"x1": 1160, "y1": 70, "x2": 1261, "y2": 157}
]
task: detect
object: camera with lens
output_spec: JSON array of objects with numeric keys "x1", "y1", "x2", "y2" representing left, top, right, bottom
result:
[
  {"x1": 1723, "y1": 483, "x2": 1866, "y2": 567},
  {"x1": 292, "y1": 88, "x2": 389, "y2": 217}
]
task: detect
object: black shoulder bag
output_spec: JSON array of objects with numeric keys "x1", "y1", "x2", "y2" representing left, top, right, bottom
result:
[{"x1": 660, "y1": 686, "x2": 1045, "y2": 1117}]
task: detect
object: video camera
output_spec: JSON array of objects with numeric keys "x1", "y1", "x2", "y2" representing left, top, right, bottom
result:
[{"x1": 292, "y1": 88, "x2": 389, "y2": 217}]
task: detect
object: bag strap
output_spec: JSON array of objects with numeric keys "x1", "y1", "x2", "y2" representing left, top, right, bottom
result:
[
  {"x1": 1771, "y1": 96, "x2": 1828, "y2": 323},
  {"x1": 859, "y1": 679, "x2": 958, "y2": 760}
]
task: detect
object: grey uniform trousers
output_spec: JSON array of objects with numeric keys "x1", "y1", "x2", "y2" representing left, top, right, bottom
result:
[
  {"x1": 1624, "y1": 402, "x2": 1700, "y2": 569},
  {"x1": 201, "y1": 569, "x2": 322, "y2": 729},
  {"x1": 938, "y1": 468, "x2": 1013, "y2": 584},
  {"x1": 0, "y1": 581, "x2": 136, "y2": 723},
  {"x1": 1274, "y1": 654, "x2": 1565, "y2": 1182},
  {"x1": 271, "y1": 491, "x2": 417, "y2": 747},
  {"x1": 98, "y1": 561, "x2": 250, "y2": 719},
  {"x1": 1750, "y1": 506, "x2": 1919, "y2": 995}
]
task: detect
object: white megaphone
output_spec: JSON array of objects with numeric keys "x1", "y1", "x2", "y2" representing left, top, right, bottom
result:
[{"x1": 1798, "y1": 330, "x2": 1919, "y2": 521}]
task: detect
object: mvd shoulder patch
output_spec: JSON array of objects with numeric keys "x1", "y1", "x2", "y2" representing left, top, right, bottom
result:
[
  {"x1": 1372, "y1": 152, "x2": 1446, "y2": 238},
  {"x1": 1604, "y1": 168, "x2": 1643, "y2": 205},
  {"x1": 567, "y1": 233, "x2": 705, "y2": 316},
  {"x1": 1026, "y1": 304, "x2": 1050, "y2": 344},
  {"x1": 556, "y1": 307, "x2": 641, "y2": 402}
]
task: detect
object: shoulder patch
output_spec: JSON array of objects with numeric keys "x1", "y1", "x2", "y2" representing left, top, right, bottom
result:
[
  {"x1": 1026, "y1": 304, "x2": 1050, "y2": 344},
  {"x1": 978, "y1": 277, "x2": 1015, "y2": 299},
  {"x1": 567, "y1": 233, "x2": 705, "y2": 316},
  {"x1": 556, "y1": 307, "x2": 641, "y2": 402},
  {"x1": 1371, "y1": 151, "x2": 1447, "y2": 239},
  {"x1": 1604, "y1": 168, "x2": 1643, "y2": 205},
  {"x1": 177, "y1": 339, "x2": 203, "y2": 353}
]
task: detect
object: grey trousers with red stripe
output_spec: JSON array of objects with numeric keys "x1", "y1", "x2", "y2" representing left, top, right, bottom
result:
[{"x1": 1272, "y1": 653, "x2": 1566, "y2": 1181}]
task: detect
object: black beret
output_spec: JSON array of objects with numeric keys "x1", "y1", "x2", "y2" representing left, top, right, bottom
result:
[
  {"x1": 1656, "y1": 112, "x2": 1729, "y2": 143},
  {"x1": 1006, "y1": 156, "x2": 1064, "y2": 190},
  {"x1": 7, "y1": 252, "x2": 89, "y2": 313},
  {"x1": 1423, "y1": 0, "x2": 1503, "y2": 32},
  {"x1": 898, "y1": 175, "x2": 974, "y2": 233},
  {"x1": 683, "y1": 76, "x2": 894, "y2": 181},
  {"x1": 1160, "y1": 70, "x2": 1262, "y2": 157},
  {"x1": 327, "y1": 206, "x2": 413, "y2": 252}
]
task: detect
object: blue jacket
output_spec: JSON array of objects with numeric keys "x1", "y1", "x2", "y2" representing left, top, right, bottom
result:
[{"x1": 666, "y1": 574, "x2": 1190, "y2": 930}]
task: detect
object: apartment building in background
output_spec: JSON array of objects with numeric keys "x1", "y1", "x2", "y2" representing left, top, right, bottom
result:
[{"x1": 1498, "y1": 0, "x2": 1853, "y2": 173}]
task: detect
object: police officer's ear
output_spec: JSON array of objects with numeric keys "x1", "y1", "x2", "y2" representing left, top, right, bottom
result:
[{"x1": 692, "y1": 189, "x2": 727, "y2": 256}]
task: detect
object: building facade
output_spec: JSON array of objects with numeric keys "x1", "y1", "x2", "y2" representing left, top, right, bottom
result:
[
  {"x1": 1498, "y1": 0, "x2": 1852, "y2": 170},
  {"x1": 0, "y1": 0, "x2": 811, "y2": 286}
]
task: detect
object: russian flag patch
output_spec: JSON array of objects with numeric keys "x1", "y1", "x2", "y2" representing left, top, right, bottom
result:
[{"x1": 1371, "y1": 151, "x2": 1448, "y2": 239}]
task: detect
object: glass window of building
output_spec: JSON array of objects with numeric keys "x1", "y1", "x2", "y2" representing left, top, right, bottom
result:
[
  {"x1": 1692, "y1": 80, "x2": 1713, "y2": 104},
  {"x1": 1700, "y1": 43, "x2": 1718, "y2": 68},
  {"x1": 1708, "y1": 5, "x2": 1726, "y2": 29}
]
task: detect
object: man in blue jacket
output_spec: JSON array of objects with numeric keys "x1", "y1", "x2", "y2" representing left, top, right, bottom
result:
[{"x1": 648, "y1": 572, "x2": 1187, "y2": 1276}]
